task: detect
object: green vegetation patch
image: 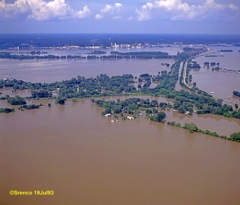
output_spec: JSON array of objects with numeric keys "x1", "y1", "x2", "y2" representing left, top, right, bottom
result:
[
  {"x1": 20, "y1": 104, "x2": 41, "y2": 110},
  {"x1": 167, "y1": 121, "x2": 240, "y2": 143},
  {"x1": 0, "y1": 108, "x2": 15, "y2": 113},
  {"x1": 93, "y1": 97, "x2": 167, "y2": 122},
  {"x1": 7, "y1": 96, "x2": 26, "y2": 105}
]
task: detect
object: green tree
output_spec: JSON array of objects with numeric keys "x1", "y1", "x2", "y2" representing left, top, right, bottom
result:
[
  {"x1": 56, "y1": 97, "x2": 66, "y2": 105},
  {"x1": 0, "y1": 108, "x2": 15, "y2": 113},
  {"x1": 7, "y1": 96, "x2": 26, "y2": 105},
  {"x1": 157, "y1": 112, "x2": 166, "y2": 122},
  {"x1": 184, "y1": 123, "x2": 198, "y2": 133},
  {"x1": 145, "y1": 109, "x2": 152, "y2": 115},
  {"x1": 229, "y1": 132, "x2": 240, "y2": 142},
  {"x1": 31, "y1": 90, "x2": 52, "y2": 98}
]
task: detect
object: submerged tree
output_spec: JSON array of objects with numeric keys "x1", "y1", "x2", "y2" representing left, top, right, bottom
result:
[{"x1": 55, "y1": 97, "x2": 66, "y2": 105}]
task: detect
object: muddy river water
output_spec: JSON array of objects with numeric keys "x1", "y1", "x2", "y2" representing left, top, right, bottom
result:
[
  {"x1": 0, "y1": 55, "x2": 240, "y2": 205},
  {"x1": 0, "y1": 58, "x2": 174, "y2": 83},
  {"x1": 1, "y1": 98, "x2": 240, "y2": 205}
]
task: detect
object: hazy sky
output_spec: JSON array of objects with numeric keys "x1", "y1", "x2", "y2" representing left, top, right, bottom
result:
[{"x1": 0, "y1": 0, "x2": 240, "y2": 34}]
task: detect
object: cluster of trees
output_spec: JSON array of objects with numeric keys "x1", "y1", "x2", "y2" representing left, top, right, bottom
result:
[
  {"x1": 110, "y1": 51, "x2": 173, "y2": 59},
  {"x1": 138, "y1": 73, "x2": 152, "y2": 89},
  {"x1": 149, "y1": 111, "x2": 166, "y2": 122},
  {"x1": 170, "y1": 89, "x2": 240, "y2": 118},
  {"x1": 0, "y1": 108, "x2": 15, "y2": 113},
  {"x1": 139, "y1": 73, "x2": 152, "y2": 81},
  {"x1": 55, "y1": 97, "x2": 66, "y2": 105},
  {"x1": 135, "y1": 58, "x2": 239, "y2": 118},
  {"x1": 140, "y1": 60, "x2": 180, "y2": 96},
  {"x1": 212, "y1": 67, "x2": 221, "y2": 71},
  {"x1": 0, "y1": 96, "x2": 7, "y2": 100},
  {"x1": 94, "y1": 98, "x2": 137, "y2": 116},
  {"x1": 0, "y1": 74, "x2": 136, "y2": 99},
  {"x1": 188, "y1": 61, "x2": 201, "y2": 69},
  {"x1": 0, "y1": 79, "x2": 47, "y2": 90},
  {"x1": 196, "y1": 103, "x2": 240, "y2": 118},
  {"x1": 31, "y1": 90, "x2": 52, "y2": 98},
  {"x1": 30, "y1": 51, "x2": 48, "y2": 55},
  {"x1": 233, "y1": 91, "x2": 240, "y2": 97},
  {"x1": 157, "y1": 57, "x2": 240, "y2": 118},
  {"x1": 182, "y1": 60, "x2": 194, "y2": 86},
  {"x1": 220, "y1": 49, "x2": 233, "y2": 52},
  {"x1": 7, "y1": 96, "x2": 26, "y2": 105},
  {"x1": 93, "y1": 98, "x2": 167, "y2": 120},
  {"x1": 152, "y1": 71, "x2": 168, "y2": 82},
  {"x1": 204, "y1": 62, "x2": 220, "y2": 67},
  {"x1": 229, "y1": 132, "x2": 240, "y2": 142},
  {"x1": 161, "y1": 63, "x2": 170, "y2": 67},
  {"x1": 87, "y1": 51, "x2": 106, "y2": 54},
  {"x1": 173, "y1": 100, "x2": 193, "y2": 114},
  {"x1": 20, "y1": 104, "x2": 41, "y2": 110},
  {"x1": 0, "y1": 52, "x2": 76, "y2": 60}
]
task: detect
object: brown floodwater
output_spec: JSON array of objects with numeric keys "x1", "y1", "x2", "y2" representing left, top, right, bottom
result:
[
  {"x1": 0, "y1": 58, "x2": 174, "y2": 83},
  {"x1": 167, "y1": 110, "x2": 240, "y2": 136},
  {"x1": 0, "y1": 88, "x2": 32, "y2": 98},
  {"x1": 1, "y1": 99, "x2": 240, "y2": 205},
  {"x1": 192, "y1": 47, "x2": 240, "y2": 102},
  {"x1": 191, "y1": 67, "x2": 240, "y2": 101}
]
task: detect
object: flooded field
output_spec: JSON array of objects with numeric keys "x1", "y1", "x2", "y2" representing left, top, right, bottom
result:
[
  {"x1": 0, "y1": 58, "x2": 173, "y2": 83},
  {"x1": 192, "y1": 46, "x2": 240, "y2": 101},
  {"x1": 1, "y1": 99, "x2": 240, "y2": 205}
]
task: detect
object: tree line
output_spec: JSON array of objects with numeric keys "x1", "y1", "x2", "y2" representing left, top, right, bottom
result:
[
  {"x1": 0, "y1": 51, "x2": 174, "y2": 60},
  {"x1": 167, "y1": 121, "x2": 240, "y2": 143}
]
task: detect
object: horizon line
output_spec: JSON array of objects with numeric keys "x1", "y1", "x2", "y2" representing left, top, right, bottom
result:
[{"x1": 1, "y1": 32, "x2": 240, "y2": 36}]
